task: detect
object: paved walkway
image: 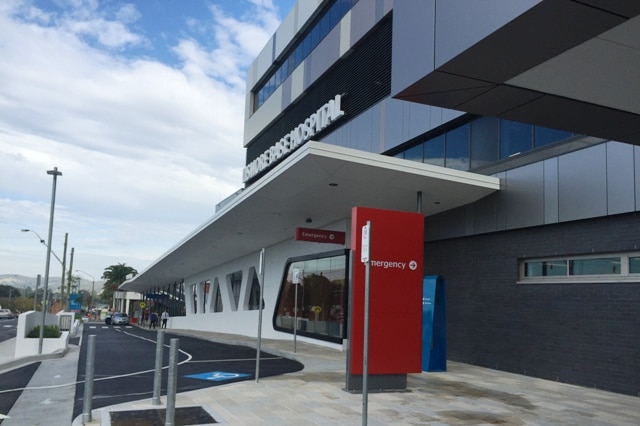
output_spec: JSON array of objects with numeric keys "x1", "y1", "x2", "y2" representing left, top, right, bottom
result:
[{"x1": 1, "y1": 325, "x2": 639, "y2": 425}]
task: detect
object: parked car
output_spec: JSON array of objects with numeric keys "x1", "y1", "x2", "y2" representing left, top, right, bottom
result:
[
  {"x1": 0, "y1": 309, "x2": 14, "y2": 319},
  {"x1": 109, "y1": 312, "x2": 130, "y2": 325}
]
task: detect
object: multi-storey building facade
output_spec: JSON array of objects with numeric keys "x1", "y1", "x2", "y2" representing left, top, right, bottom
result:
[{"x1": 123, "y1": 1, "x2": 640, "y2": 396}]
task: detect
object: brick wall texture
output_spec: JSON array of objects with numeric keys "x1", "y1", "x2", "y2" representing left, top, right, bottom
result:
[{"x1": 424, "y1": 212, "x2": 640, "y2": 396}]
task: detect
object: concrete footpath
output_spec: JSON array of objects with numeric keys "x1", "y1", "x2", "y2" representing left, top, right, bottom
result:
[{"x1": 1, "y1": 326, "x2": 639, "y2": 425}]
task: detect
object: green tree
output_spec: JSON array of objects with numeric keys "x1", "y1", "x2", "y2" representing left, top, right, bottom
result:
[
  {"x1": 13, "y1": 297, "x2": 34, "y2": 313},
  {"x1": 101, "y1": 263, "x2": 138, "y2": 302}
]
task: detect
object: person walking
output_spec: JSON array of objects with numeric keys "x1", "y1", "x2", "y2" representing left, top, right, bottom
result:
[
  {"x1": 149, "y1": 311, "x2": 158, "y2": 329},
  {"x1": 161, "y1": 309, "x2": 169, "y2": 329}
]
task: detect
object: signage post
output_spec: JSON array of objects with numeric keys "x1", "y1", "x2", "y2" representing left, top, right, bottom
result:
[
  {"x1": 361, "y1": 221, "x2": 371, "y2": 426},
  {"x1": 292, "y1": 268, "x2": 301, "y2": 353},
  {"x1": 256, "y1": 248, "x2": 265, "y2": 383}
]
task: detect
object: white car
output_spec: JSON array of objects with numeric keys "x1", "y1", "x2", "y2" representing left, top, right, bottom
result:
[{"x1": 0, "y1": 309, "x2": 14, "y2": 319}]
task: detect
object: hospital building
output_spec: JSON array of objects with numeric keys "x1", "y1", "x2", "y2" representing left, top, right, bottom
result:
[{"x1": 122, "y1": 0, "x2": 640, "y2": 396}]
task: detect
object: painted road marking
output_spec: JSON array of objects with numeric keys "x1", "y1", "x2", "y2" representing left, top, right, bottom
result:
[{"x1": 185, "y1": 371, "x2": 250, "y2": 382}]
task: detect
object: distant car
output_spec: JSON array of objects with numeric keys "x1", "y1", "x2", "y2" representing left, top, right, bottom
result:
[
  {"x1": 109, "y1": 312, "x2": 130, "y2": 325},
  {"x1": 0, "y1": 309, "x2": 14, "y2": 320}
]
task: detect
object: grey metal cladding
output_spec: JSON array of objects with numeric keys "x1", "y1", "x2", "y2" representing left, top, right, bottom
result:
[
  {"x1": 558, "y1": 144, "x2": 607, "y2": 222},
  {"x1": 505, "y1": 162, "x2": 545, "y2": 229},
  {"x1": 606, "y1": 142, "x2": 635, "y2": 215},
  {"x1": 543, "y1": 158, "x2": 559, "y2": 224}
]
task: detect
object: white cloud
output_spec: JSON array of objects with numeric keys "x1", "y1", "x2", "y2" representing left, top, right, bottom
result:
[
  {"x1": 0, "y1": 0, "x2": 289, "y2": 280},
  {"x1": 64, "y1": 18, "x2": 143, "y2": 48}
]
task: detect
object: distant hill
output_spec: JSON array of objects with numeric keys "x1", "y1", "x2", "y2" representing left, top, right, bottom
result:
[{"x1": 0, "y1": 274, "x2": 95, "y2": 291}]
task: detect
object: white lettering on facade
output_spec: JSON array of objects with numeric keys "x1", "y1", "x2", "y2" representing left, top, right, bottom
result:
[
  {"x1": 302, "y1": 231, "x2": 328, "y2": 240},
  {"x1": 369, "y1": 259, "x2": 418, "y2": 271},
  {"x1": 243, "y1": 94, "x2": 345, "y2": 183}
]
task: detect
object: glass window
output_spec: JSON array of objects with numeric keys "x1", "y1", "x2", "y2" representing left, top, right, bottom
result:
[
  {"x1": 274, "y1": 66, "x2": 282, "y2": 87},
  {"x1": 500, "y1": 120, "x2": 532, "y2": 159},
  {"x1": 252, "y1": 0, "x2": 360, "y2": 112},
  {"x1": 340, "y1": 0, "x2": 354, "y2": 15},
  {"x1": 227, "y1": 271, "x2": 242, "y2": 311},
  {"x1": 257, "y1": 90, "x2": 265, "y2": 108},
  {"x1": 535, "y1": 126, "x2": 573, "y2": 148},
  {"x1": 191, "y1": 283, "x2": 197, "y2": 314},
  {"x1": 318, "y1": 13, "x2": 330, "y2": 40},
  {"x1": 525, "y1": 260, "x2": 567, "y2": 277},
  {"x1": 470, "y1": 117, "x2": 499, "y2": 169},
  {"x1": 520, "y1": 253, "x2": 640, "y2": 283},
  {"x1": 213, "y1": 278, "x2": 223, "y2": 312},
  {"x1": 569, "y1": 257, "x2": 621, "y2": 275},
  {"x1": 310, "y1": 24, "x2": 320, "y2": 48},
  {"x1": 266, "y1": 75, "x2": 275, "y2": 98},
  {"x1": 404, "y1": 143, "x2": 423, "y2": 163},
  {"x1": 302, "y1": 33, "x2": 312, "y2": 57},
  {"x1": 201, "y1": 280, "x2": 209, "y2": 313},
  {"x1": 287, "y1": 55, "x2": 296, "y2": 77},
  {"x1": 247, "y1": 272, "x2": 263, "y2": 310},
  {"x1": 424, "y1": 134, "x2": 444, "y2": 167},
  {"x1": 273, "y1": 250, "x2": 348, "y2": 343},
  {"x1": 445, "y1": 123, "x2": 470, "y2": 170},
  {"x1": 329, "y1": 1, "x2": 341, "y2": 28},
  {"x1": 294, "y1": 44, "x2": 303, "y2": 68}
]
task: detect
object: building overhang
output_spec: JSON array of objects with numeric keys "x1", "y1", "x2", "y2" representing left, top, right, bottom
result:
[
  {"x1": 395, "y1": 1, "x2": 640, "y2": 144},
  {"x1": 122, "y1": 141, "x2": 499, "y2": 292}
]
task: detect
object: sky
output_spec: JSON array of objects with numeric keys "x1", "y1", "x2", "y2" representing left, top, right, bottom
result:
[{"x1": 0, "y1": 0, "x2": 296, "y2": 289}]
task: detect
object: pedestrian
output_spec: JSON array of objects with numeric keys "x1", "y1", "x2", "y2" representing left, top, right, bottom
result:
[
  {"x1": 149, "y1": 311, "x2": 158, "y2": 329},
  {"x1": 161, "y1": 309, "x2": 169, "y2": 329}
]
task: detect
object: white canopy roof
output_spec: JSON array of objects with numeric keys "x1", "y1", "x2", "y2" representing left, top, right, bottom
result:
[{"x1": 122, "y1": 142, "x2": 499, "y2": 292}]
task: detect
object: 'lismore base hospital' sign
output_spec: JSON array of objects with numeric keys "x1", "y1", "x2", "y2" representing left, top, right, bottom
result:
[{"x1": 242, "y1": 94, "x2": 345, "y2": 183}]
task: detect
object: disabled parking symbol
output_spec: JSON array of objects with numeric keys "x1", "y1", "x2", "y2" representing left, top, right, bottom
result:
[{"x1": 185, "y1": 371, "x2": 250, "y2": 382}]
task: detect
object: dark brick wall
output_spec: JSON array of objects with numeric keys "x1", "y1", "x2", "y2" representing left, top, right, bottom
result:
[{"x1": 425, "y1": 212, "x2": 640, "y2": 396}]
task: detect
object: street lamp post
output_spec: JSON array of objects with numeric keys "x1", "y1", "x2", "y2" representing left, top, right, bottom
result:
[
  {"x1": 21, "y1": 229, "x2": 67, "y2": 310},
  {"x1": 38, "y1": 167, "x2": 62, "y2": 355},
  {"x1": 21, "y1": 229, "x2": 64, "y2": 265}
]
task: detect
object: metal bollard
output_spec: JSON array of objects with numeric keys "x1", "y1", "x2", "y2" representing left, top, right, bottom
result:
[
  {"x1": 82, "y1": 334, "x2": 96, "y2": 423},
  {"x1": 165, "y1": 338, "x2": 179, "y2": 426},
  {"x1": 152, "y1": 330, "x2": 164, "y2": 405}
]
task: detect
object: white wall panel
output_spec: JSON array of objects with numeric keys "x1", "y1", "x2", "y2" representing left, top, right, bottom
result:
[
  {"x1": 252, "y1": 39, "x2": 274, "y2": 88},
  {"x1": 340, "y1": 11, "x2": 352, "y2": 56},
  {"x1": 273, "y1": 4, "x2": 297, "y2": 59},
  {"x1": 172, "y1": 219, "x2": 350, "y2": 344}
]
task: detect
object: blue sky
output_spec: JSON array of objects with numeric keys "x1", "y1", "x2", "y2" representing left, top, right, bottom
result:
[{"x1": 0, "y1": 0, "x2": 296, "y2": 288}]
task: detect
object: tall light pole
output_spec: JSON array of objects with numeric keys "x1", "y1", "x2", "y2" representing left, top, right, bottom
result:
[{"x1": 39, "y1": 167, "x2": 62, "y2": 355}]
